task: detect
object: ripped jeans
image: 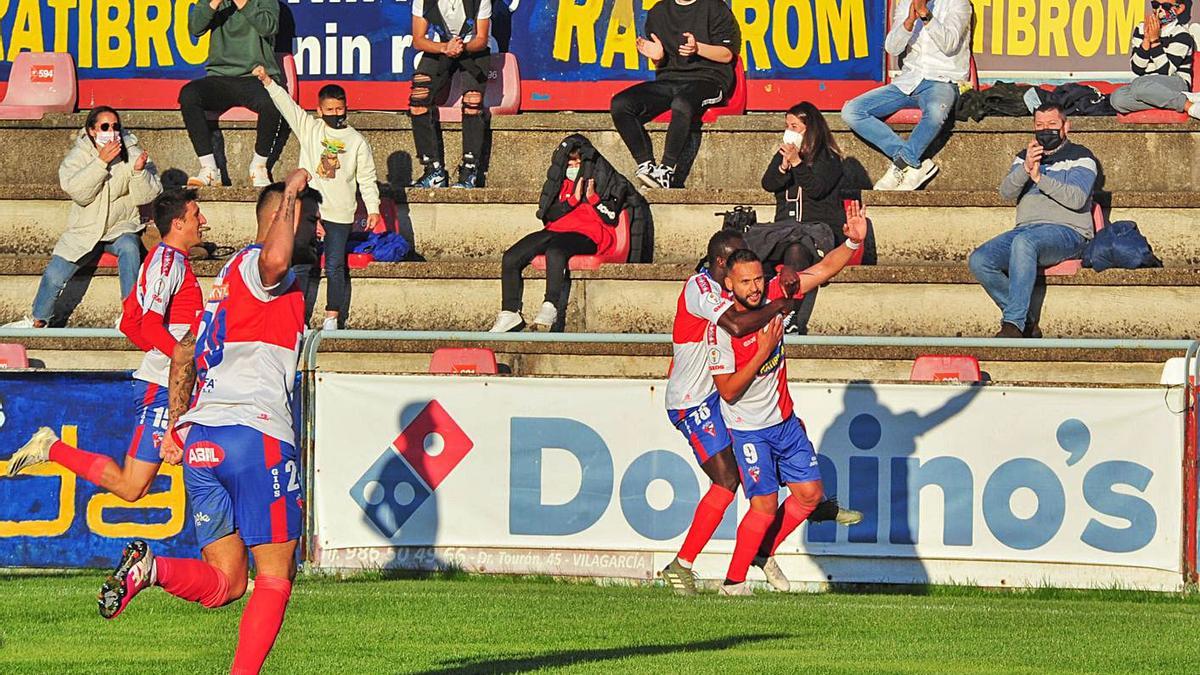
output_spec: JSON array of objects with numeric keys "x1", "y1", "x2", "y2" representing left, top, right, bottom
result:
[{"x1": 841, "y1": 79, "x2": 959, "y2": 169}]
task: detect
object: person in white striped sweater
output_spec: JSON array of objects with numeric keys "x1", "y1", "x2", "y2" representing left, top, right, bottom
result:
[{"x1": 1110, "y1": 0, "x2": 1199, "y2": 117}]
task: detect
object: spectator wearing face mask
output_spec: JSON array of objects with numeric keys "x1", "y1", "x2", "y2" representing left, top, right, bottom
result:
[
  {"x1": 1110, "y1": 0, "x2": 1199, "y2": 117},
  {"x1": 253, "y1": 66, "x2": 380, "y2": 331},
  {"x1": 968, "y1": 103, "x2": 1097, "y2": 339},
  {"x1": 491, "y1": 136, "x2": 631, "y2": 332},
  {"x1": 743, "y1": 102, "x2": 848, "y2": 335},
  {"x1": 6, "y1": 106, "x2": 161, "y2": 328}
]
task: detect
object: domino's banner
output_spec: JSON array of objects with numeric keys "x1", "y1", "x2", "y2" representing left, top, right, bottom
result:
[
  {"x1": 0, "y1": 0, "x2": 886, "y2": 110},
  {"x1": 0, "y1": 371, "x2": 198, "y2": 568},
  {"x1": 313, "y1": 374, "x2": 1187, "y2": 590}
]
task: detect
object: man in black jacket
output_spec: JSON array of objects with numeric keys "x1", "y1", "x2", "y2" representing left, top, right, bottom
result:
[
  {"x1": 610, "y1": 0, "x2": 738, "y2": 189},
  {"x1": 408, "y1": 0, "x2": 493, "y2": 189}
]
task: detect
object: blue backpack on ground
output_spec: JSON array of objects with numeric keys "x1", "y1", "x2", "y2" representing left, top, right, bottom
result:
[
  {"x1": 1082, "y1": 221, "x2": 1162, "y2": 272},
  {"x1": 351, "y1": 232, "x2": 412, "y2": 262}
]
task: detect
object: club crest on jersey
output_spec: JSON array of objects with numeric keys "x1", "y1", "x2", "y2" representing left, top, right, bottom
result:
[
  {"x1": 748, "y1": 467, "x2": 761, "y2": 483},
  {"x1": 186, "y1": 442, "x2": 225, "y2": 468},
  {"x1": 702, "y1": 421, "x2": 716, "y2": 437}
]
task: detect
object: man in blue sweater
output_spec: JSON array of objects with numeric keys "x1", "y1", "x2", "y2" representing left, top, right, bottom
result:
[{"x1": 968, "y1": 103, "x2": 1098, "y2": 338}]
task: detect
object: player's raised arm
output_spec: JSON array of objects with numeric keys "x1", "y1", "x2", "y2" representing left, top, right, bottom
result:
[
  {"x1": 259, "y1": 169, "x2": 309, "y2": 288},
  {"x1": 794, "y1": 200, "x2": 868, "y2": 297},
  {"x1": 712, "y1": 316, "x2": 783, "y2": 403}
]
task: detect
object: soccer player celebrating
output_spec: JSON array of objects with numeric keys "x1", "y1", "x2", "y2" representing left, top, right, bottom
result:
[
  {"x1": 96, "y1": 170, "x2": 309, "y2": 674},
  {"x1": 660, "y1": 228, "x2": 862, "y2": 596},
  {"x1": 4, "y1": 189, "x2": 206, "y2": 501},
  {"x1": 709, "y1": 205, "x2": 868, "y2": 596}
]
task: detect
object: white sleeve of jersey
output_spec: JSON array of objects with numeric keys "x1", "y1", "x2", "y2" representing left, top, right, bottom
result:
[
  {"x1": 706, "y1": 323, "x2": 736, "y2": 375},
  {"x1": 241, "y1": 250, "x2": 295, "y2": 303},
  {"x1": 412, "y1": 0, "x2": 425, "y2": 17},
  {"x1": 140, "y1": 250, "x2": 183, "y2": 316},
  {"x1": 478, "y1": 0, "x2": 493, "y2": 20},
  {"x1": 684, "y1": 276, "x2": 734, "y2": 325}
]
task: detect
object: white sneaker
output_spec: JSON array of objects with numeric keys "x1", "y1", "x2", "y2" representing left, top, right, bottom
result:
[
  {"x1": 753, "y1": 556, "x2": 790, "y2": 592},
  {"x1": 635, "y1": 161, "x2": 658, "y2": 189},
  {"x1": 187, "y1": 166, "x2": 220, "y2": 188},
  {"x1": 321, "y1": 316, "x2": 339, "y2": 331},
  {"x1": 489, "y1": 310, "x2": 525, "y2": 333},
  {"x1": 896, "y1": 159, "x2": 939, "y2": 191},
  {"x1": 3, "y1": 316, "x2": 41, "y2": 328},
  {"x1": 6, "y1": 427, "x2": 59, "y2": 476},
  {"x1": 531, "y1": 301, "x2": 557, "y2": 329},
  {"x1": 1186, "y1": 92, "x2": 1200, "y2": 119},
  {"x1": 872, "y1": 164, "x2": 906, "y2": 190},
  {"x1": 718, "y1": 581, "x2": 753, "y2": 596},
  {"x1": 249, "y1": 163, "x2": 272, "y2": 188}
]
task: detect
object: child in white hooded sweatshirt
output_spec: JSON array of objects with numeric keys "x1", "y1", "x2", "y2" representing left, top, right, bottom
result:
[{"x1": 253, "y1": 65, "x2": 381, "y2": 331}]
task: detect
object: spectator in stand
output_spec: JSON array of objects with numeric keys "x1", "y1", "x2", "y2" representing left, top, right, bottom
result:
[
  {"x1": 6, "y1": 107, "x2": 160, "y2": 329},
  {"x1": 841, "y1": 0, "x2": 970, "y2": 191},
  {"x1": 747, "y1": 102, "x2": 849, "y2": 335},
  {"x1": 610, "y1": 0, "x2": 738, "y2": 189},
  {"x1": 969, "y1": 103, "x2": 1098, "y2": 338},
  {"x1": 490, "y1": 136, "x2": 629, "y2": 332},
  {"x1": 180, "y1": 0, "x2": 287, "y2": 188},
  {"x1": 253, "y1": 67, "x2": 381, "y2": 330},
  {"x1": 1110, "y1": 1, "x2": 1199, "y2": 117},
  {"x1": 408, "y1": 0, "x2": 493, "y2": 189}
]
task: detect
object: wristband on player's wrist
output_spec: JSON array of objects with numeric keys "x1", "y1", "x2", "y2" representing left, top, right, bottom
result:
[{"x1": 845, "y1": 239, "x2": 862, "y2": 250}]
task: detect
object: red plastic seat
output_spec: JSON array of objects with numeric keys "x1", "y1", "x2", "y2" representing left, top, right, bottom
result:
[
  {"x1": 910, "y1": 354, "x2": 981, "y2": 382},
  {"x1": 531, "y1": 209, "x2": 631, "y2": 271},
  {"x1": 0, "y1": 52, "x2": 77, "y2": 119},
  {"x1": 1042, "y1": 202, "x2": 1105, "y2": 276},
  {"x1": 885, "y1": 56, "x2": 979, "y2": 125},
  {"x1": 0, "y1": 343, "x2": 30, "y2": 369},
  {"x1": 1116, "y1": 52, "x2": 1200, "y2": 124},
  {"x1": 436, "y1": 53, "x2": 521, "y2": 123},
  {"x1": 429, "y1": 348, "x2": 497, "y2": 374},
  {"x1": 97, "y1": 252, "x2": 119, "y2": 268},
  {"x1": 653, "y1": 55, "x2": 746, "y2": 124},
  {"x1": 216, "y1": 54, "x2": 298, "y2": 122}
]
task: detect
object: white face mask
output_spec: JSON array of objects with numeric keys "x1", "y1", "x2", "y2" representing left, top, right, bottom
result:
[
  {"x1": 95, "y1": 130, "x2": 119, "y2": 147},
  {"x1": 783, "y1": 129, "x2": 804, "y2": 147},
  {"x1": 565, "y1": 166, "x2": 581, "y2": 181}
]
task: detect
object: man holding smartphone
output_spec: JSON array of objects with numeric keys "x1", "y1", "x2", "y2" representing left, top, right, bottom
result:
[
  {"x1": 609, "y1": 0, "x2": 739, "y2": 189},
  {"x1": 968, "y1": 103, "x2": 1099, "y2": 339}
]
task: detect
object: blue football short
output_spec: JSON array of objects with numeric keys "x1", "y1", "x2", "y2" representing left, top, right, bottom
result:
[
  {"x1": 126, "y1": 380, "x2": 169, "y2": 464},
  {"x1": 730, "y1": 416, "x2": 821, "y2": 498},
  {"x1": 668, "y1": 391, "x2": 732, "y2": 465}
]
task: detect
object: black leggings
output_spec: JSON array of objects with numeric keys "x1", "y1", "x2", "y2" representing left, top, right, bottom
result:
[
  {"x1": 502, "y1": 230, "x2": 597, "y2": 312},
  {"x1": 179, "y1": 75, "x2": 289, "y2": 159},
  {"x1": 610, "y1": 79, "x2": 724, "y2": 168},
  {"x1": 408, "y1": 52, "x2": 491, "y2": 169}
]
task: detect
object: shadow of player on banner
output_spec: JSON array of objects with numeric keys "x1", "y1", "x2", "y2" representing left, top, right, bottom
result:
[
  {"x1": 804, "y1": 381, "x2": 983, "y2": 591},
  {"x1": 349, "y1": 400, "x2": 469, "y2": 574}
]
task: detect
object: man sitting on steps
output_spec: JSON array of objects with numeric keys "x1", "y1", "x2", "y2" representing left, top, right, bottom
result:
[{"x1": 968, "y1": 103, "x2": 1098, "y2": 339}]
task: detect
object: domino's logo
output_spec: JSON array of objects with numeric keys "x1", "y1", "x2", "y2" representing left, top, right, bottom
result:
[{"x1": 349, "y1": 401, "x2": 473, "y2": 537}]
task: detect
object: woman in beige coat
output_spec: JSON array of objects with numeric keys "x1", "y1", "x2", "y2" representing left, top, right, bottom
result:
[{"x1": 9, "y1": 106, "x2": 161, "y2": 327}]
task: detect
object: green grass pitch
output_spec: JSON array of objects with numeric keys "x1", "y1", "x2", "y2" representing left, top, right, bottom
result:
[{"x1": 2, "y1": 571, "x2": 1199, "y2": 673}]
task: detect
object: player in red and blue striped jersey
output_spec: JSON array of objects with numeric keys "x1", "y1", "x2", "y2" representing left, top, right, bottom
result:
[
  {"x1": 4, "y1": 188, "x2": 205, "y2": 502},
  {"x1": 96, "y1": 171, "x2": 310, "y2": 674}
]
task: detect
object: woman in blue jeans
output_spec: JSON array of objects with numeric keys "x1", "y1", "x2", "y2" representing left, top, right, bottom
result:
[{"x1": 8, "y1": 106, "x2": 160, "y2": 328}]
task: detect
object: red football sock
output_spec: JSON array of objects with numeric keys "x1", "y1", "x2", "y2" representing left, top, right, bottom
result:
[
  {"x1": 49, "y1": 441, "x2": 114, "y2": 486},
  {"x1": 724, "y1": 509, "x2": 775, "y2": 584},
  {"x1": 677, "y1": 485, "x2": 735, "y2": 564},
  {"x1": 758, "y1": 497, "x2": 817, "y2": 559},
  {"x1": 231, "y1": 576, "x2": 293, "y2": 675},
  {"x1": 156, "y1": 556, "x2": 231, "y2": 608}
]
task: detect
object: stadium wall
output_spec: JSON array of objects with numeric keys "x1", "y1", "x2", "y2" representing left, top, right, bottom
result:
[{"x1": 0, "y1": 0, "x2": 1144, "y2": 111}]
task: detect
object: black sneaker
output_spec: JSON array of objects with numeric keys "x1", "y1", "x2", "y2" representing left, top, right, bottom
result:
[
  {"x1": 411, "y1": 165, "x2": 449, "y2": 188},
  {"x1": 451, "y1": 166, "x2": 480, "y2": 189},
  {"x1": 807, "y1": 498, "x2": 863, "y2": 526}
]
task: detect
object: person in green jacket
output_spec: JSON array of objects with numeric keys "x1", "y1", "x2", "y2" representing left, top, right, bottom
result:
[{"x1": 179, "y1": 0, "x2": 289, "y2": 189}]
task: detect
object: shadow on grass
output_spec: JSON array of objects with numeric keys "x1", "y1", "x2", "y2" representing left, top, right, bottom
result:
[{"x1": 421, "y1": 634, "x2": 784, "y2": 674}]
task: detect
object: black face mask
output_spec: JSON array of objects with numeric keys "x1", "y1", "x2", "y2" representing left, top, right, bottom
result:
[
  {"x1": 323, "y1": 114, "x2": 348, "y2": 130},
  {"x1": 1035, "y1": 129, "x2": 1064, "y2": 151}
]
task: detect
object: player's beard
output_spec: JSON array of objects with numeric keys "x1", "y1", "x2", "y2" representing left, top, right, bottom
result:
[{"x1": 733, "y1": 289, "x2": 763, "y2": 310}]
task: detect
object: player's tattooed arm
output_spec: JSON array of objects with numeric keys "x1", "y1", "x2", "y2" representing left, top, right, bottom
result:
[
  {"x1": 260, "y1": 169, "x2": 309, "y2": 287},
  {"x1": 161, "y1": 332, "x2": 197, "y2": 465}
]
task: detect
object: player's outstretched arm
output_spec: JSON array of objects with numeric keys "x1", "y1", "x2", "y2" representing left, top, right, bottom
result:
[
  {"x1": 795, "y1": 201, "x2": 868, "y2": 297},
  {"x1": 713, "y1": 316, "x2": 783, "y2": 403},
  {"x1": 259, "y1": 169, "x2": 309, "y2": 288},
  {"x1": 162, "y1": 332, "x2": 197, "y2": 465}
]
